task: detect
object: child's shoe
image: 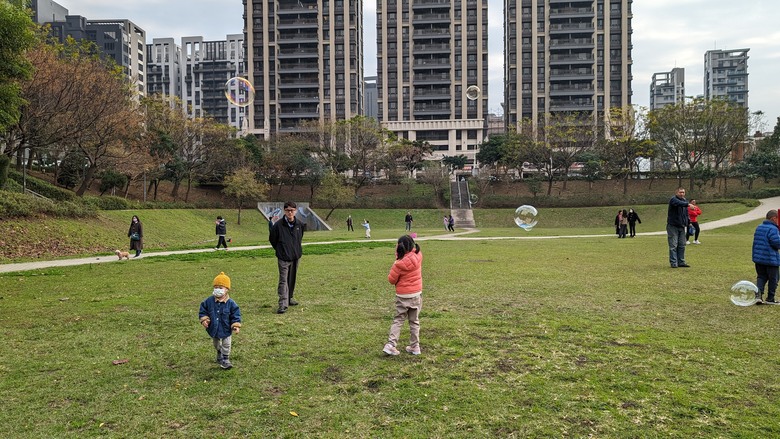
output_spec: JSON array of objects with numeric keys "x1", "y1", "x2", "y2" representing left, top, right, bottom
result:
[
  {"x1": 220, "y1": 356, "x2": 233, "y2": 369},
  {"x1": 215, "y1": 351, "x2": 223, "y2": 364},
  {"x1": 405, "y1": 345, "x2": 421, "y2": 355},
  {"x1": 383, "y1": 343, "x2": 400, "y2": 356}
]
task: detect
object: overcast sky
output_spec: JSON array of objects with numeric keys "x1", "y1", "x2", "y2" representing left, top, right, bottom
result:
[{"x1": 60, "y1": 0, "x2": 780, "y2": 131}]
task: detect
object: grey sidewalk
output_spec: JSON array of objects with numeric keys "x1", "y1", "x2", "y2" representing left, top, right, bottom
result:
[{"x1": 3, "y1": 196, "x2": 779, "y2": 274}]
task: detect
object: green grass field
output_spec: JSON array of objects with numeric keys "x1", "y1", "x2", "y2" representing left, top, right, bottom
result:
[{"x1": 2, "y1": 204, "x2": 780, "y2": 437}]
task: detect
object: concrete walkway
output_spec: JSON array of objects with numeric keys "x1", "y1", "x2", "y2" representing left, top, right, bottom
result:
[{"x1": 3, "y1": 196, "x2": 780, "y2": 274}]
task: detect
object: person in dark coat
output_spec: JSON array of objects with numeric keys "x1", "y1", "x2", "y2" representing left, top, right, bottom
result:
[
  {"x1": 128, "y1": 215, "x2": 143, "y2": 258},
  {"x1": 269, "y1": 201, "x2": 305, "y2": 314},
  {"x1": 215, "y1": 216, "x2": 228, "y2": 250},
  {"x1": 627, "y1": 208, "x2": 641, "y2": 238},
  {"x1": 667, "y1": 188, "x2": 689, "y2": 268},
  {"x1": 752, "y1": 210, "x2": 780, "y2": 304}
]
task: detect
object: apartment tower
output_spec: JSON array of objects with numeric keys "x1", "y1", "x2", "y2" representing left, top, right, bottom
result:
[
  {"x1": 504, "y1": 0, "x2": 633, "y2": 129},
  {"x1": 377, "y1": 0, "x2": 489, "y2": 165},
  {"x1": 181, "y1": 35, "x2": 246, "y2": 131},
  {"x1": 146, "y1": 38, "x2": 183, "y2": 100},
  {"x1": 244, "y1": 0, "x2": 364, "y2": 138},
  {"x1": 649, "y1": 67, "x2": 684, "y2": 110},
  {"x1": 704, "y1": 48, "x2": 749, "y2": 109}
]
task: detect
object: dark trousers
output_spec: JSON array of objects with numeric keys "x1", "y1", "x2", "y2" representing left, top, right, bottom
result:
[
  {"x1": 629, "y1": 221, "x2": 638, "y2": 237},
  {"x1": 347, "y1": 223, "x2": 354, "y2": 231},
  {"x1": 755, "y1": 263, "x2": 779, "y2": 301},
  {"x1": 686, "y1": 222, "x2": 700, "y2": 241},
  {"x1": 217, "y1": 236, "x2": 228, "y2": 248},
  {"x1": 277, "y1": 258, "x2": 299, "y2": 308}
]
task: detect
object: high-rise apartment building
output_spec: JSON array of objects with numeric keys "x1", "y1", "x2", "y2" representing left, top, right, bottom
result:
[
  {"x1": 244, "y1": 0, "x2": 364, "y2": 138},
  {"x1": 30, "y1": 0, "x2": 67, "y2": 24},
  {"x1": 146, "y1": 38, "x2": 183, "y2": 100},
  {"x1": 649, "y1": 67, "x2": 684, "y2": 110},
  {"x1": 181, "y1": 35, "x2": 246, "y2": 131},
  {"x1": 377, "y1": 0, "x2": 489, "y2": 164},
  {"x1": 504, "y1": 0, "x2": 633, "y2": 129},
  {"x1": 364, "y1": 76, "x2": 378, "y2": 120},
  {"x1": 704, "y1": 48, "x2": 749, "y2": 108},
  {"x1": 47, "y1": 16, "x2": 147, "y2": 95}
]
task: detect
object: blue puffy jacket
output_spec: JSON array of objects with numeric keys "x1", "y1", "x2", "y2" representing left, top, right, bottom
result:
[
  {"x1": 199, "y1": 296, "x2": 242, "y2": 339},
  {"x1": 752, "y1": 220, "x2": 780, "y2": 266}
]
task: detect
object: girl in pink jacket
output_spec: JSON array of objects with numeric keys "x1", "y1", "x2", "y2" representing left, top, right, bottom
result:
[{"x1": 383, "y1": 235, "x2": 424, "y2": 356}]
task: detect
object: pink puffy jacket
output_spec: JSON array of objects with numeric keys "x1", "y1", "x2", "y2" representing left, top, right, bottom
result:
[{"x1": 388, "y1": 250, "x2": 423, "y2": 295}]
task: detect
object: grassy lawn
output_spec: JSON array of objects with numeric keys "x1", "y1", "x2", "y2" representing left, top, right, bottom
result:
[{"x1": 2, "y1": 205, "x2": 779, "y2": 436}]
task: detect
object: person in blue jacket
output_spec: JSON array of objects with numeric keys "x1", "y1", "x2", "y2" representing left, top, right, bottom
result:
[
  {"x1": 752, "y1": 210, "x2": 780, "y2": 305},
  {"x1": 199, "y1": 272, "x2": 242, "y2": 369}
]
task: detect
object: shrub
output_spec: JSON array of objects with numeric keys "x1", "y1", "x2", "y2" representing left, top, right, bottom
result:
[
  {"x1": 82, "y1": 195, "x2": 136, "y2": 210},
  {"x1": 0, "y1": 191, "x2": 94, "y2": 218},
  {"x1": 7, "y1": 169, "x2": 77, "y2": 201}
]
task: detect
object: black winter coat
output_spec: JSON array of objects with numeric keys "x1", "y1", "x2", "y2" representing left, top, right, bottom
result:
[{"x1": 269, "y1": 217, "x2": 305, "y2": 261}]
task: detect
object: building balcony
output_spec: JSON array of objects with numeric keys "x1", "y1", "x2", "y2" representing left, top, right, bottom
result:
[
  {"x1": 278, "y1": 92, "x2": 320, "y2": 103},
  {"x1": 548, "y1": 23, "x2": 595, "y2": 33},
  {"x1": 413, "y1": 43, "x2": 451, "y2": 53},
  {"x1": 413, "y1": 59, "x2": 451, "y2": 69},
  {"x1": 549, "y1": 86, "x2": 595, "y2": 96},
  {"x1": 549, "y1": 7, "x2": 594, "y2": 18},
  {"x1": 278, "y1": 61, "x2": 320, "y2": 73},
  {"x1": 413, "y1": 73, "x2": 451, "y2": 84},
  {"x1": 549, "y1": 100, "x2": 594, "y2": 111},
  {"x1": 277, "y1": 33, "x2": 318, "y2": 43},
  {"x1": 277, "y1": 79, "x2": 320, "y2": 88},
  {"x1": 413, "y1": 12, "x2": 451, "y2": 23},
  {"x1": 549, "y1": 38, "x2": 594, "y2": 49},
  {"x1": 549, "y1": 54, "x2": 594, "y2": 65},
  {"x1": 277, "y1": 18, "x2": 319, "y2": 29},
  {"x1": 412, "y1": 28, "x2": 451, "y2": 39},
  {"x1": 413, "y1": 89, "x2": 451, "y2": 100},
  {"x1": 412, "y1": 0, "x2": 451, "y2": 9},
  {"x1": 277, "y1": 4, "x2": 318, "y2": 14},
  {"x1": 279, "y1": 108, "x2": 319, "y2": 118},
  {"x1": 277, "y1": 48, "x2": 320, "y2": 59}
]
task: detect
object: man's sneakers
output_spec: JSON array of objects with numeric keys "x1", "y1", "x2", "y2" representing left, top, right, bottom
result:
[
  {"x1": 288, "y1": 299, "x2": 299, "y2": 306},
  {"x1": 764, "y1": 299, "x2": 780, "y2": 305},
  {"x1": 678, "y1": 264, "x2": 691, "y2": 268},
  {"x1": 694, "y1": 240, "x2": 701, "y2": 244},
  {"x1": 405, "y1": 345, "x2": 421, "y2": 355},
  {"x1": 276, "y1": 306, "x2": 287, "y2": 314},
  {"x1": 383, "y1": 343, "x2": 400, "y2": 356}
]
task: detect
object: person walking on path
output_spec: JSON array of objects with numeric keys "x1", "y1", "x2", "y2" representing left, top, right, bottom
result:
[
  {"x1": 687, "y1": 200, "x2": 703, "y2": 244},
  {"x1": 614, "y1": 210, "x2": 622, "y2": 236},
  {"x1": 199, "y1": 272, "x2": 242, "y2": 369},
  {"x1": 443, "y1": 216, "x2": 449, "y2": 231},
  {"x1": 383, "y1": 235, "x2": 424, "y2": 356},
  {"x1": 362, "y1": 219, "x2": 371, "y2": 238},
  {"x1": 618, "y1": 209, "x2": 628, "y2": 238},
  {"x1": 215, "y1": 216, "x2": 228, "y2": 250},
  {"x1": 346, "y1": 215, "x2": 354, "y2": 232},
  {"x1": 404, "y1": 211, "x2": 413, "y2": 231},
  {"x1": 447, "y1": 215, "x2": 455, "y2": 232},
  {"x1": 269, "y1": 201, "x2": 305, "y2": 314},
  {"x1": 128, "y1": 215, "x2": 143, "y2": 258},
  {"x1": 667, "y1": 188, "x2": 690, "y2": 268},
  {"x1": 627, "y1": 208, "x2": 641, "y2": 238},
  {"x1": 752, "y1": 210, "x2": 780, "y2": 305}
]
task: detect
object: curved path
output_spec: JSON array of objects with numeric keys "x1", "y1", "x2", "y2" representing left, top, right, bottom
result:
[{"x1": 3, "y1": 196, "x2": 780, "y2": 274}]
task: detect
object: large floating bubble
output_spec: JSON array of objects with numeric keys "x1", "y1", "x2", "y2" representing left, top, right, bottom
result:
[
  {"x1": 514, "y1": 205, "x2": 538, "y2": 231},
  {"x1": 730, "y1": 280, "x2": 759, "y2": 306},
  {"x1": 224, "y1": 77, "x2": 255, "y2": 107}
]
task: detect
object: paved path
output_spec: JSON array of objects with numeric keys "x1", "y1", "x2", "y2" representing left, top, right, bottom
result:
[{"x1": 3, "y1": 196, "x2": 780, "y2": 274}]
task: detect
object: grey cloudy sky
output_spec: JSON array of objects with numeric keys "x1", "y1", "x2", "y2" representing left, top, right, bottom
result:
[{"x1": 61, "y1": 0, "x2": 780, "y2": 131}]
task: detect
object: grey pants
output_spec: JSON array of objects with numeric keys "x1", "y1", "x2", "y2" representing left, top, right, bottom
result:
[
  {"x1": 277, "y1": 258, "x2": 300, "y2": 308},
  {"x1": 212, "y1": 336, "x2": 232, "y2": 357},
  {"x1": 387, "y1": 294, "x2": 422, "y2": 349}
]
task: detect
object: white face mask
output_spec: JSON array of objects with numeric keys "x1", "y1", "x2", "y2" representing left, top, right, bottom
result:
[{"x1": 213, "y1": 287, "x2": 226, "y2": 298}]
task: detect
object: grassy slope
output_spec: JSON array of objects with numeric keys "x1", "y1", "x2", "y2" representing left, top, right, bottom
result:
[
  {"x1": 1, "y1": 224, "x2": 778, "y2": 437},
  {"x1": 0, "y1": 202, "x2": 754, "y2": 263}
]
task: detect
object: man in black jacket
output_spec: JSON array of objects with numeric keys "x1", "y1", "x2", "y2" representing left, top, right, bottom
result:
[
  {"x1": 667, "y1": 188, "x2": 690, "y2": 268},
  {"x1": 269, "y1": 201, "x2": 305, "y2": 314}
]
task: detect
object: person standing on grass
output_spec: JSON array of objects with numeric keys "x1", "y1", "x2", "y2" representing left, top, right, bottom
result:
[
  {"x1": 687, "y1": 200, "x2": 703, "y2": 244},
  {"x1": 346, "y1": 215, "x2": 354, "y2": 232},
  {"x1": 362, "y1": 219, "x2": 371, "y2": 238},
  {"x1": 199, "y1": 272, "x2": 242, "y2": 369},
  {"x1": 269, "y1": 201, "x2": 305, "y2": 314},
  {"x1": 614, "y1": 209, "x2": 622, "y2": 236},
  {"x1": 667, "y1": 187, "x2": 690, "y2": 268},
  {"x1": 215, "y1": 216, "x2": 228, "y2": 250},
  {"x1": 447, "y1": 214, "x2": 455, "y2": 232},
  {"x1": 443, "y1": 215, "x2": 449, "y2": 231},
  {"x1": 752, "y1": 210, "x2": 780, "y2": 305},
  {"x1": 627, "y1": 208, "x2": 641, "y2": 238},
  {"x1": 384, "y1": 235, "x2": 424, "y2": 356},
  {"x1": 405, "y1": 211, "x2": 413, "y2": 231},
  {"x1": 128, "y1": 215, "x2": 143, "y2": 258},
  {"x1": 618, "y1": 209, "x2": 629, "y2": 238}
]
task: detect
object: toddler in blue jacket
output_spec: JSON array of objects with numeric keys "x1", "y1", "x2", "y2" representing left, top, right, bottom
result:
[{"x1": 199, "y1": 272, "x2": 242, "y2": 369}]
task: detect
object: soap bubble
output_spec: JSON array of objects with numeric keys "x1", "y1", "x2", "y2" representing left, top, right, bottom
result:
[
  {"x1": 224, "y1": 77, "x2": 255, "y2": 107},
  {"x1": 514, "y1": 205, "x2": 538, "y2": 231},
  {"x1": 730, "y1": 280, "x2": 759, "y2": 306}
]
